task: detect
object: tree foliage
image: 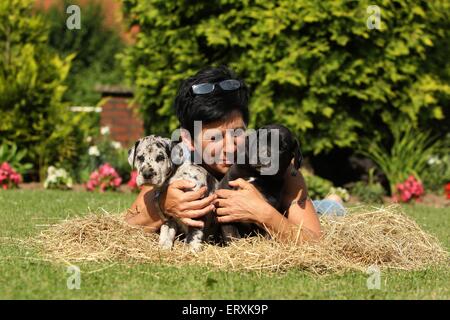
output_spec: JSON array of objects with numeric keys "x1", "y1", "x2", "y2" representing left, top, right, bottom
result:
[
  {"x1": 120, "y1": 0, "x2": 450, "y2": 154},
  {"x1": 44, "y1": 0, "x2": 125, "y2": 105},
  {"x1": 0, "y1": 0, "x2": 90, "y2": 180}
]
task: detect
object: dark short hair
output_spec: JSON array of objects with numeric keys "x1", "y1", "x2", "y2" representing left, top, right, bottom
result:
[{"x1": 173, "y1": 65, "x2": 249, "y2": 136}]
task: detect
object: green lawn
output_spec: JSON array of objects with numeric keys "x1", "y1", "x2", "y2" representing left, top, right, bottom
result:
[{"x1": 0, "y1": 190, "x2": 448, "y2": 299}]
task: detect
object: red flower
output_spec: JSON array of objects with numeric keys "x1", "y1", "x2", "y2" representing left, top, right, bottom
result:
[
  {"x1": 445, "y1": 183, "x2": 450, "y2": 200},
  {"x1": 85, "y1": 163, "x2": 122, "y2": 192},
  {"x1": 0, "y1": 162, "x2": 22, "y2": 190},
  {"x1": 393, "y1": 175, "x2": 424, "y2": 203}
]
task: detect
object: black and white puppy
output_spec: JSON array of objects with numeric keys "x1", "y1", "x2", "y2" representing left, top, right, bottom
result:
[
  {"x1": 128, "y1": 135, "x2": 218, "y2": 252},
  {"x1": 218, "y1": 124, "x2": 303, "y2": 244}
]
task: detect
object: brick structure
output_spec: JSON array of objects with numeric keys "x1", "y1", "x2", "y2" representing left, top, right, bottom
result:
[{"x1": 97, "y1": 85, "x2": 144, "y2": 148}]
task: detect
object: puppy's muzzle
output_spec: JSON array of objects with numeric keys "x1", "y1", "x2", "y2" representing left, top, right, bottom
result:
[{"x1": 142, "y1": 168, "x2": 156, "y2": 180}]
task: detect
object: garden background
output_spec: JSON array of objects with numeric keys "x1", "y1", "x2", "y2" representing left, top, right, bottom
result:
[{"x1": 0, "y1": 0, "x2": 449, "y2": 299}]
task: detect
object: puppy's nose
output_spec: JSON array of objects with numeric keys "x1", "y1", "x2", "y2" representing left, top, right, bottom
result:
[{"x1": 142, "y1": 168, "x2": 156, "y2": 179}]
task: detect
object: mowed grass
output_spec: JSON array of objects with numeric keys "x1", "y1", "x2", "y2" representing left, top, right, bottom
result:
[{"x1": 0, "y1": 190, "x2": 448, "y2": 299}]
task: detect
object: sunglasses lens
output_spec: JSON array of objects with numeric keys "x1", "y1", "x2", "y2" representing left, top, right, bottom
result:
[
  {"x1": 219, "y1": 79, "x2": 241, "y2": 91},
  {"x1": 192, "y1": 83, "x2": 214, "y2": 95}
]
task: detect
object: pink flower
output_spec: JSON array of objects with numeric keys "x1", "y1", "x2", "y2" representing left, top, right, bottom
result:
[
  {"x1": 10, "y1": 173, "x2": 21, "y2": 184},
  {"x1": 1, "y1": 162, "x2": 11, "y2": 171},
  {"x1": 127, "y1": 170, "x2": 142, "y2": 192},
  {"x1": 86, "y1": 181, "x2": 95, "y2": 191},
  {"x1": 113, "y1": 177, "x2": 122, "y2": 187},
  {"x1": 90, "y1": 171, "x2": 100, "y2": 181},
  {"x1": 85, "y1": 163, "x2": 122, "y2": 192},
  {"x1": 400, "y1": 190, "x2": 411, "y2": 202},
  {"x1": 127, "y1": 171, "x2": 137, "y2": 187},
  {"x1": 393, "y1": 175, "x2": 424, "y2": 203},
  {"x1": 99, "y1": 163, "x2": 115, "y2": 176},
  {"x1": 0, "y1": 162, "x2": 22, "y2": 190}
]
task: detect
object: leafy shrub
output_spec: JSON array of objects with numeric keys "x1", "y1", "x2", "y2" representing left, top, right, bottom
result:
[
  {"x1": 350, "y1": 182, "x2": 386, "y2": 204},
  {"x1": 420, "y1": 137, "x2": 450, "y2": 194},
  {"x1": 77, "y1": 127, "x2": 131, "y2": 183},
  {"x1": 44, "y1": 166, "x2": 73, "y2": 190},
  {"x1": 85, "y1": 163, "x2": 122, "y2": 192},
  {"x1": 349, "y1": 168, "x2": 386, "y2": 204},
  {"x1": 0, "y1": 142, "x2": 33, "y2": 175},
  {"x1": 358, "y1": 125, "x2": 444, "y2": 195},
  {"x1": 329, "y1": 187, "x2": 350, "y2": 202},
  {"x1": 302, "y1": 170, "x2": 334, "y2": 199},
  {"x1": 0, "y1": 0, "x2": 91, "y2": 181},
  {"x1": 120, "y1": 0, "x2": 450, "y2": 151},
  {"x1": 41, "y1": 110, "x2": 99, "y2": 181},
  {"x1": 0, "y1": 162, "x2": 22, "y2": 190}
]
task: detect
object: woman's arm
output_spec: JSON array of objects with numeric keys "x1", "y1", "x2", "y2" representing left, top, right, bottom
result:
[
  {"x1": 255, "y1": 199, "x2": 321, "y2": 244},
  {"x1": 277, "y1": 165, "x2": 322, "y2": 242},
  {"x1": 214, "y1": 167, "x2": 321, "y2": 244},
  {"x1": 126, "y1": 185, "x2": 164, "y2": 232}
]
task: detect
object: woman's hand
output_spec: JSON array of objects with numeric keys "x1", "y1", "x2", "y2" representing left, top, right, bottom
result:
[
  {"x1": 213, "y1": 178, "x2": 275, "y2": 224},
  {"x1": 159, "y1": 180, "x2": 217, "y2": 228}
]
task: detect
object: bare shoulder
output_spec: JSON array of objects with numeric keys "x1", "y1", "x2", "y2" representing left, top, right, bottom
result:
[{"x1": 280, "y1": 164, "x2": 309, "y2": 211}]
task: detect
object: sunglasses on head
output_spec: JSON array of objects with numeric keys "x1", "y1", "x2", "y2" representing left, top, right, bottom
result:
[{"x1": 191, "y1": 79, "x2": 241, "y2": 95}]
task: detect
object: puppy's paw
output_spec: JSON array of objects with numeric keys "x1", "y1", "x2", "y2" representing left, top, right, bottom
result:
[
  {"x1": 159, "y1": 238, "x2": 174, "y2": 250},
  {"x1": 186, "y1": 229, "x2": 204, "y2": 253},
  {"x1": 188, "y1": 239, "x2": 203, "y2": 253},
  {"x1": 159, "y1": 220, "x2": 177, "y2": 250}
]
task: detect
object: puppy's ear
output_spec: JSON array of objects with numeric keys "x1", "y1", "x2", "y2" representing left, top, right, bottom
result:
[
  {"x1": 128, "y1": 139, "x2": 141, "y2": 169},
  {"x1": 159, "y1": 137, "x2": 173, "y2": 157},
  {"x1": 292, "y1": 138, "x2": 303, "y2": 170}
]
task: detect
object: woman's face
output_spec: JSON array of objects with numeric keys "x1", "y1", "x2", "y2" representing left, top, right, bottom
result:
[{"x1": 182, "y1": 110, "x2": 247, "y2": 177}]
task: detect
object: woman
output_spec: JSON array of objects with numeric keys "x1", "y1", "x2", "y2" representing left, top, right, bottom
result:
[{"x1": 126, "y1": 66, "x2": 345, "y2": 243}]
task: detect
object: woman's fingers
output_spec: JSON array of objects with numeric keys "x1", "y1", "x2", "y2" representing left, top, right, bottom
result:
[
  {"x1": 183, "y1": 186, "x2": 208, "y2": 201},
  {"x1": 215, "y1": 188, "x2": 235, "y2": 199},
  {"x1": 215, "y1": 207, "x2": 232, "y2": 216},
  {"x1": 185, "y1": 193, "x2": 216, "y2": 210},
  {"x1": 180, "y1": 218, "x2": 204, "y2": 228},
  {"x1": 228, "y1": 178, "x2": 252, "y2": 190},
  {"x1": 213, "y1": 198, "x2": 230, "y2": 208},
  {"x1": 217, "y1": 215, "x2": 235, "y2": 223},
  {"x1": 170, "y1": 179, "x2": 196, "y2": 190},
  {"x1": 180, "y1": 204, "x2": 215, "y2": 219}
]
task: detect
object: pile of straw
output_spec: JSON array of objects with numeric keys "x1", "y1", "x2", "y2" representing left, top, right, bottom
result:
[{"x1": 29, "y1": 205, "x2": 448, "y2": 274}]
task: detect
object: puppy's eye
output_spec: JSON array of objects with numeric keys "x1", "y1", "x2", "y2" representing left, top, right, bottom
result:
[{"x1": 155, "y1": 154, "x2": 165, "y2": 162}]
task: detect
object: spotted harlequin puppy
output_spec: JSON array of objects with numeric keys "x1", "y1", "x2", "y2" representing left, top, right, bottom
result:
[{"x1": 128, "y1": 135, "x2": 218, "y2": 252}]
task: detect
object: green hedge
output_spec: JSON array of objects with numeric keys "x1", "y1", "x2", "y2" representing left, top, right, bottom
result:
[
  {"x1": 0, "y1": 0, "x2": 90, "y2": 180},
  {"x1": 120, "y1": 0, "x2": 450, "y2": 154}
]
